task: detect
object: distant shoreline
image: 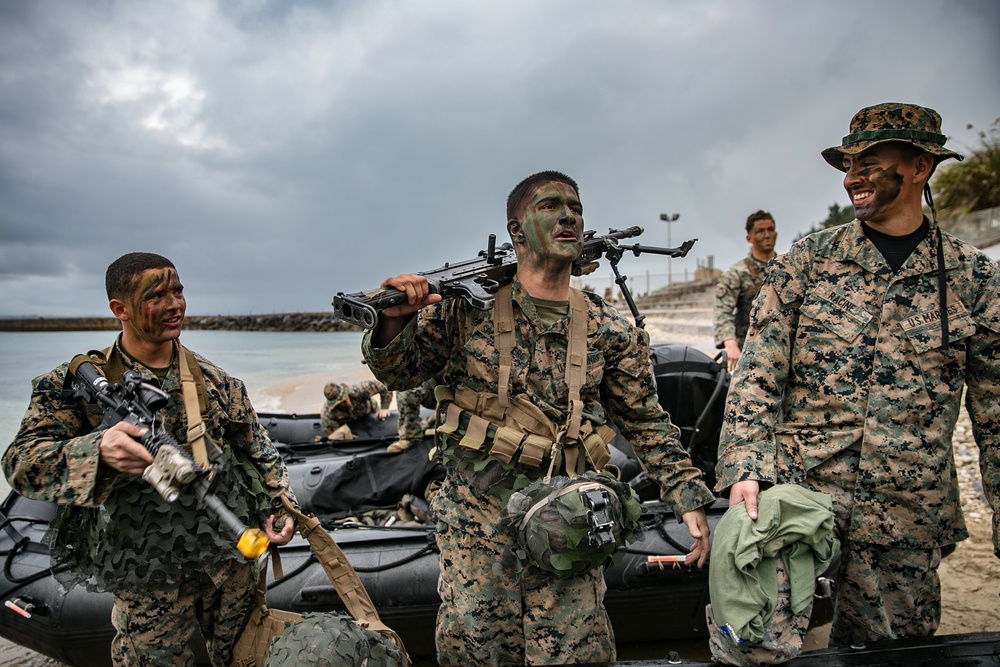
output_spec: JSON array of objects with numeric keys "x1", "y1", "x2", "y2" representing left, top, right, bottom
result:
[{"x1": 0, "y1": 312, "x2": 361, "y2": 333}]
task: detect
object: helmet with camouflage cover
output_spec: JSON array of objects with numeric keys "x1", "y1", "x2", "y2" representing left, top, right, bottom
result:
[
  {"x1": 500, "y1": 470, "x2": 642, "y2": 579},
  {"x1": 821, "y1": 102, "x2": 963, "y2": 171},
  {"x1": 265, "y1": 612, "x2": 408, "y2": 667},
  {"x1": 323, "y1": 382, "x2": 348, "y2": 406}
]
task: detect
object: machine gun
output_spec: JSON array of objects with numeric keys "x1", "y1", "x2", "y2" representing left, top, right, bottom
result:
[
  {"x1": 67, "y1": 356, "x2": 271, "y2": 559},
  {"x1": 332, "y1": 225, "x2": 697, "y2": 330}
]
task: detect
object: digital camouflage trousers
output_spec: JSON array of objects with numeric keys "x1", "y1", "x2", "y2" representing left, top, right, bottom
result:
[
  {"x1": 110, "y1": 559, "x2": 257, "y2": 666},
  {"x1": 434, "y1": 519, "x2": 615, "y2": 666}
]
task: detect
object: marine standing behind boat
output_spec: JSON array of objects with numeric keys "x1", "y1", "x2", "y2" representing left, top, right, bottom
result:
[
  {"x1": 713, "y1": 210, "x2": 778, "y2": 372},
  {"x1": 2, "y1": 252, "x2": 297, "y2": 666},
  {"x1": 361, "y1": 170, "x2": 716, "y2": 666}
]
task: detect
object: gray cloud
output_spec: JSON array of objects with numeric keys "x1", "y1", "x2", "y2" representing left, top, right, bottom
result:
[{"x1": 1, "y1": 0, "x2": 998, "y2": 316}]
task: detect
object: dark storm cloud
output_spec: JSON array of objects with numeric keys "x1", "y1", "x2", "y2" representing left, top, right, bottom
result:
[{"x1": 1, "y1": 0, "x2": 998, "y2": 317}]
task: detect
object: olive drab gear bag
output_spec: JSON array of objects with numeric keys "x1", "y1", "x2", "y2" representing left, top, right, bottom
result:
[{"x1": 231, "y1": 494, "x2": 410, "y2": 667}]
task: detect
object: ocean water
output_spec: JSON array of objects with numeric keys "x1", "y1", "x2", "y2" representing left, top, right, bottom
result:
[{"x1": 0, "y1": 329, "x2": 370, "y2": 497}]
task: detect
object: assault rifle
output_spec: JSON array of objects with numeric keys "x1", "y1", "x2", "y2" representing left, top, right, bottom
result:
[
  {"x1": 67, "y1": 356, "x2": 271, "y2": 559},
  {"x1": 332, "y1": 225, "x2": 697, "y2": 330}
]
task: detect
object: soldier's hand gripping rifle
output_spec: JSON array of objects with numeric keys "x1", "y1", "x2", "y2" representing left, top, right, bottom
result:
[
  {"x1": 67, "y1": 356, "x2": 271, "y2": 559},
  {"x1": 332, "y1": 225, "x2": 697, "y2": 330}
]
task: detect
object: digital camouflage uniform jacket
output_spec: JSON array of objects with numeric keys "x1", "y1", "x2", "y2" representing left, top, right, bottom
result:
[
  {"x1": 714, "y1": 254, "x2": 769, "y2": 350},
  {"x1": 2, "y1": 337, "x2": 295, "y2": 591},
  {"x1": 396, "y1": 379, "x2": 437, "y2": 442},
  {"x1": 716, "y1": 220, "x2": 1000, "y2": 553},
  {"x1": 362, "y1": 278, "x2": 715, "y2": 526},
  {"x1": 321, "y1": 379, "x2": 392, "y2": 434}
]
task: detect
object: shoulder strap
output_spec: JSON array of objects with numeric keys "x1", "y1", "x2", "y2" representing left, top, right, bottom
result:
[
  {"x1": 494, "y1": 284, "x2": 515, "y2": 409},
  {"x1": 93, "y1": 344, "x2": 127, "y2": 384},
  {"x1": 563, "y1": 287, "x2": 587, "y2": 443},
  {"x1": 177, "y1": 346, "x2": 212, "y2": 469},
  {"x1": 558, "y1": 287, "x2": 588, "y2": 478},
  {"x1": 278, "y1": 494, "x2": 410, "y2": 660}
]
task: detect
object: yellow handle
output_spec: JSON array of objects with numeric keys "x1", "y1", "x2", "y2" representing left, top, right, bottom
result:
[{"x1": 236, "y1": 528, "x2": 271, "y2": 559}]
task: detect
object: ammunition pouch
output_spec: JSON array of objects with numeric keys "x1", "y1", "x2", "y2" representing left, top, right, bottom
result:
[{"x1": 435, "y1": 385, "x2": 615, "y2": 479}]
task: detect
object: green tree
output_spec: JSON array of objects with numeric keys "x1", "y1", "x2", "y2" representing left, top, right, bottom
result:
[
  {"x1": 794, "y1": 202, "x2": 855, "y2": 241},
  {"x1": 932, "y1": 117, "x2": 1000, "y2": 219}
]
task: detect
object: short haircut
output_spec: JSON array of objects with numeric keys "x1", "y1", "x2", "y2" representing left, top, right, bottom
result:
[
  {"x1": 506, "y1": 170, "x2": 580, "y2": 222},
  {"x1": 106, "y1": 252, "x2": 175, "y2": 301},
  {"x1": 745, "y1": 210, "x2": 774, "y2": 234}
]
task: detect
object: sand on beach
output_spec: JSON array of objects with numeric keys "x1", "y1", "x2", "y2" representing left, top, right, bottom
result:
[{"x1": 267, "y1": 314, "x2": 720, "y2": 416}]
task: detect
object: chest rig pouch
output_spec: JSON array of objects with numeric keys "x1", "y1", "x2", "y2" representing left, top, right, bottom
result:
[{"x1": 435, "y1": 286, "x2": 616, "y2": 487}]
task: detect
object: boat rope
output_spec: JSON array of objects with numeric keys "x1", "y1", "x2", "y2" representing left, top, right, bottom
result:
[
  {"x1": 269, "y1": 542, "x2": 438, "y2": 590},
  {"x1": 351, "y1": 543, "x2": 436, "y2": 573},
  {"x1": 653, "y1": 514, "x2": 693, "y2": 554}
]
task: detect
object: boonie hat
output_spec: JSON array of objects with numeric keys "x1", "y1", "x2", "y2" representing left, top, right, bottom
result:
[{"x1": 822, "y1": 102, "x2": 963, "y2": 171}]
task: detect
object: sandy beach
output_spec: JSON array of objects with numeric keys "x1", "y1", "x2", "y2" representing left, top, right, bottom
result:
[{"x1": 271, "y1": 317, "x2": 720, "y2": 416}]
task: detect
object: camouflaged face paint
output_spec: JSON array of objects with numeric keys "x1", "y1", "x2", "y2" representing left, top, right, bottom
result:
[
  {"x1": 518, "y1": 182, "x2": 584, "y2": 267},
  {"x1": 126, "y1": 268, "x2": 186, "y2": 343},
  {"x1": 846, "y1": 160, "x2": 904, "y2": 223}
]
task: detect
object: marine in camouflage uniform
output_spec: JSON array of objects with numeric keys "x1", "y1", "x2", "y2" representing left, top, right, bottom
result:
[
  {"x1": 320, "y1": 379, "x2": 391, "y2": 437},
  {"x1": 387, "y1": 378, "x2": 437, "y2": 453},
  {"x1": 2, "y1": 253, "x2": 296, "y2": 666},
  {"x1": 714, "y1": 210, "x2": 777, "y2": 372},
  {"x1": 363, "y1": 171, "x2": 715, "y2": 666},
  {"x1": 714, "y1": 104, "x2": 1000, "y2": 663}
]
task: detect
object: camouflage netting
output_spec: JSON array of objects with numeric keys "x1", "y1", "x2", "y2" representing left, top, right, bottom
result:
[
  {"x1": 500, "y1": 470, "x2": 643, "y2": 579},
  {"x1": 47, "y1": 446, "x2": 273, "y2": 592},
  {"x1": 265, "y1": 612, "x2": 408, "y2": 667}
]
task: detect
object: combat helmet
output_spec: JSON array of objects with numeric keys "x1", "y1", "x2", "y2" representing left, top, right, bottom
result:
[
  {"x1": 324, "y1": 383, "x2": 348, "y2": 405},
  {"x1": 265, "y1": 612, "x2": 408, "y2": 667},
  {"x1": 500, "y1": 470, "x2": 642, "y2": 579}
]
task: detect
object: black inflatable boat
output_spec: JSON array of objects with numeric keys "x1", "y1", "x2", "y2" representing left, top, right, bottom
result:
[{"x1": 6, "y1": 343, "x2": 994, "y2": 665}]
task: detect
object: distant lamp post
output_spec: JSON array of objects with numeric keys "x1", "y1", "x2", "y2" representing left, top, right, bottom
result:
[{"x1": 659, "y1": 212, "x2": 680, "y2": 286}]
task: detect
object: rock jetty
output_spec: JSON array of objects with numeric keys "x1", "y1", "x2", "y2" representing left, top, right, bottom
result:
[{"x1": 0, "y1": 312, "x2": 359, "y2": 333}]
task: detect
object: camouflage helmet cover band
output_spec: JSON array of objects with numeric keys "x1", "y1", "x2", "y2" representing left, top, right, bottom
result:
[{"x1": 821, "y1": 102, "x2": 963, "y2": 171}]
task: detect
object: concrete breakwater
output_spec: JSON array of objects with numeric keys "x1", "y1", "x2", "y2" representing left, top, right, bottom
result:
[{"x1": 0, "y1": 312, "x2": 360, "y2": 333}]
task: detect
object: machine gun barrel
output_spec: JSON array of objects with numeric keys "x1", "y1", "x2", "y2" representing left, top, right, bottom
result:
[
  {"x1": 333, "y1": 225, "x2": 696, "y2": 331},
  {"x1": 68, "y1": 356, "x2": 270, "y2": 559}
]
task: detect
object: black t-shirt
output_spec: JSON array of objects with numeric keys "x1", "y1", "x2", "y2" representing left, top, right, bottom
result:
[{"x1": 862, "y1": 218, "x2": 929, "y2": 272}]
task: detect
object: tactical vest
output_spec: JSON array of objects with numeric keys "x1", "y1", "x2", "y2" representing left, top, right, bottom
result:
[{"x1": 435, "y1": 286, "x2": 617, "y2": 492}]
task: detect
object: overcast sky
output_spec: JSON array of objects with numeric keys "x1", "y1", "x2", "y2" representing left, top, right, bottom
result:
[{"x1": 1, "y1": 0, "x2": 997, "y2": 318}]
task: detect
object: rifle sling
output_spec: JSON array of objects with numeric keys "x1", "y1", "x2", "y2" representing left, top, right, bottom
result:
[
  {"x1": 177, "y1": 348, "x2": 211, "y2": 469},
  {"x1": 277, "y1": 493, "x2": 407, "y2": 654},
  {"x1": 89, "y1": 341, "x2": 212, "y2": 467}
]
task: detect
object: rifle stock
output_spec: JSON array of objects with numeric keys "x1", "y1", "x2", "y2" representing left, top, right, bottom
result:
[{"x1": 332, "y1": 225, "x2": 697, "y2": 330}]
